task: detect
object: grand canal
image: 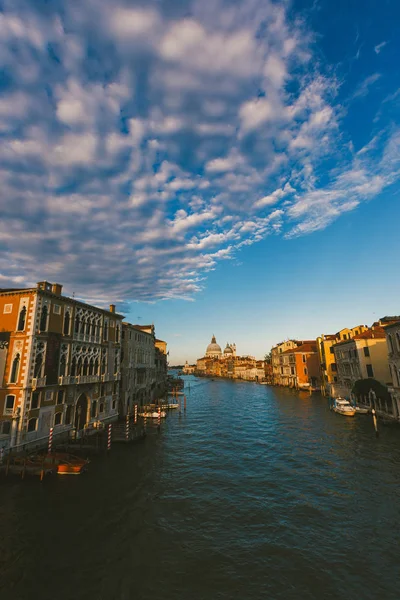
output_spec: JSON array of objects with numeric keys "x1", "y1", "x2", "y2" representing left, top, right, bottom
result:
[{"x1": 1, "y1": 377, "x2": 400, "y2": 600}]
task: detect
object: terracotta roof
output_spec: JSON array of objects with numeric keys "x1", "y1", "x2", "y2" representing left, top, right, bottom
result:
[
  {"x1": 353, "y1": 326, "x2": 387, "y2": 340},
  {"x1": 282, "y1": 343, "x2": 317, "y2": 354}
]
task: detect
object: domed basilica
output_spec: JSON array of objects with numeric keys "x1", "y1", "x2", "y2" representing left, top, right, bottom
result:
[{"x1": 205, "y1": 335, "x2": 236, "y2": 359}]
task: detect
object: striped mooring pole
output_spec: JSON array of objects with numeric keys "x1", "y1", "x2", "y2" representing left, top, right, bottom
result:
[
  {"x1": 134, "y1": 404, "x2": 138, "y2": 424},
  {"x1": 125, "y1": 412, "x2": 130, "y2": 440},
  {"x1": 157, "y1": 406, "x2": 161, "y2": 430},
  {"x1": 48, "y1": 427, "x2": 54, "y2": 454},
  {"x1": 184, "y1": 395, "x2": 187, "y2": 411},
  {"x1": 144, "y1": 414, "x2": 147, "y2": 432},
  {"x1": 107, "y1": 424, "x2": 112, "y2": 451}
]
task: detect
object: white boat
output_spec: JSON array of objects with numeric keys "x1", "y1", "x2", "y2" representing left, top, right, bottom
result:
[
  {"x1": 355, "y1": 405, "x2": 369, "y2": 414},
  {"x1": 259, "y1": 382, "x2": 268, "y2": 385},
  {"x1": 333, "y1": 398, "x2": 356, "y2": 417},
  {"x1": 139, "y1": 411, "x2": 167, "y2": 418},
  {"x1": 161, "y1": 403, "x2": 180, "y2": 410}
]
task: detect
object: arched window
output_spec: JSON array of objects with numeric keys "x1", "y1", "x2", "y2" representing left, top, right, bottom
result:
[
  {"x1": 27, "y1": 418, "x2": 37, "y2": 432},
  {"x1": 83, "y1": 357, "x2": 89, "y2": 376},
  {"x1": 31, "y1": 391, "x2": 40, "y2": 409},
  {"x1": 91, "y1": 321, "x2": 96, "y2": 336},
  {"x1": 10, "y1": 353, "x2": 20, "y2": 383},
  {"x1": 388, "y1": 335, "x2": 394, "y2": 353},
  {"x1": 103, "y1": 321, "x2": 108, "y2": 341},
  {"x1": 101, "y1": 354, "x2": 107, "y2": 374},
  {"x1": 75, "y1": 315, "x2": 80, "y2": 334},
  {"x1": 63, "y1": 311, "x2": 70, "y2": 335},
  {"x1": 396, "y1": 332, "x2": 400, "y2": 352},
  {"x1": 116, "y1": 326, "x2": 120, "y2": 343},
  {"x1": 80, "y1": 318, "x2": 86, "y2": 334},
  {"x1": 65, "y1": 405, "x2": 72, "y2": 424},
  {"x1": 114, "y1": 354, "x2": 118, "y2": 374},
  {"x1": 70, "y1": 356, "x2": 77, "y2": 376},
  {"x1": 99, "y1": 402, "x2": 104, "y2": 413},
  {"x1": 94, "y1": 357, "x2": 99, "y2": 375},
  {"x1": 59, "y1": 354, "x2": 67, "y2": 377},
  {"x1": 17, "y1": 306, "x2": 27, "y2": 331},
  {"x1": 91, "y1": 401, "x2": 97, "y2": 419},
  {"x1": 396, "y1": 368, "x2": 400, "y2": 388},
  {"x1": 33, "y1": 353, "x2": 43, "y2": 378},
  {"x1": 39, "y1": 305, "x2": 48, "y2": 331},
  {"x1": 54, "y1": 412, "x2": 62, "y2": 426},
  {"x1": 77, "y1": 357, "x2": 83, "y2": 376}
]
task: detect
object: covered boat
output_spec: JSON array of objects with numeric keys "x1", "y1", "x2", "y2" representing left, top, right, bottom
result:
[{"x1": 333, "y1": 398, "x2": 356, "y2": 417}]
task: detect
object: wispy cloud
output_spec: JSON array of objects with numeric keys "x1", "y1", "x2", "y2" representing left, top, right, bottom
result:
[{"x1": 374, "y1": 41, "x2": 388, "y2": 54}]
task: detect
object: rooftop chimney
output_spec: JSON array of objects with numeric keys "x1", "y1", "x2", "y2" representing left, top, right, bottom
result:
[
  {"x1": 109, "y1": 304, "x2": 116, "y2": 314},
  {"x1": 52, "y1": 283, "x2": 63, "y2": 296}
]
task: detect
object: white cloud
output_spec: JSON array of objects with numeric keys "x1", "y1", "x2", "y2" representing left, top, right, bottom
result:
[
  {"x1": 254, "y1": 182, "x2": 294, "y2": 208},
  {"x1": 374, "y1": 41, "x2": 388, "y2": 54},
  {"x1": 239, "y1": 97, "x2": 278, "y2": 132}
]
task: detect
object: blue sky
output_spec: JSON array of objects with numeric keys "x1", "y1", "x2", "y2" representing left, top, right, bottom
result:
[{"x1": 1, "y1": 0, "x2": 399, "y2": 363}]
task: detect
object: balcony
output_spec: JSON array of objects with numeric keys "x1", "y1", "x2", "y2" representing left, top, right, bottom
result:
[
  {"x1": 32, "y1": 376, "x2": 46, "y2": 389},
  {"x1": 74, "y1": 333, "x2": 101, "y2": 344},
  {"x1": 101, "y1": 372, "x2": 121, "y2": 382},
  {"x1": 58, "y1": 375, "x2": 77, "y2": 385},
  {"x1": 76, "y1": 375, "x2": 100, "y2": 384}
]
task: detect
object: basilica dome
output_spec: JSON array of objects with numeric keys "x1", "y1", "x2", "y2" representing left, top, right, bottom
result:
[
  {"x1": 224, "y1": 344, "x2": 233, "y2": 354},
  {"x1": 206, "y1": 335, "x2": 222, "y2": 357}
]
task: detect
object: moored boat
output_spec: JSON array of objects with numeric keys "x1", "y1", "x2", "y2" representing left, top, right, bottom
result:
[
  {"x1": 35, "y1": 453, "x2": 89, "y2": 475},
  {"x1": 139, "y1": 411, "x2": 167, "y2": 418},
  {"x1": 333, "y1": 398, "x2": 356, "y2": 417},
  {"x1": 355, "y1": 405, "x2": 369, "y2": 414}
]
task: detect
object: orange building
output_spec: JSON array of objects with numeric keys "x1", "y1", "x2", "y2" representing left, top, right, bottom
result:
[
  {"x1": 0, "y1": 281, "x2": 123, "y2": 452},
  {"x1": 281, "y1": 343, "x2": 320, "y2": 390}
]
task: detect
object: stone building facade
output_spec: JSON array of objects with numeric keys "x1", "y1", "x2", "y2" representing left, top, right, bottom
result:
[{"x1": 0, "y1": 281, "x2": 122, "y2": 452}]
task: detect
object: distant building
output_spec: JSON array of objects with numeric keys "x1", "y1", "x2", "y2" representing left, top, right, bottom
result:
[
  {"x1": 196, "y1": 336, "x2": 264, "y2": 381},
  {"x1": 0, "y1": 281, "x2": 122, "y2": 452},
  {"x1": 182, "y1": 361, "x2": 195, "y2": 374},
  {"x1": 271, "y1": 340, "x2": 315, "y2": 386}
]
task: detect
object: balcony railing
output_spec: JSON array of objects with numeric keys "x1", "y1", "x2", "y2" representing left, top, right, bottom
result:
[
  {"x1": 76, "y1": 375, "x2": 100, "y2": 384},
  {"x1": 59, "y1": 375, "x2": 77, "y2": 385},
  {"x1": 32, "y1": 376, "x2": 46, "y2": 389},
  {"x1": 101, "y1": 372, "x2": 121, "y2": 382},
  {"x1": 73, "y1": 333, "x2": 101, "y2": 344}
]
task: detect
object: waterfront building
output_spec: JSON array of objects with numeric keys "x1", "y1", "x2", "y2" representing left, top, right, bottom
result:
[
  {"x1": 196, "y1": 336, "x2": 264, "y2": 381},
  {"x1": 384, "y1": 320, "x2": 400, "y2": 416},
  {"x1": 0, "y1": 282, "x2": 122, "y2": 452},
  {"x1": 182, "y1": 361, "x2": 196, "y2": 374},
  {"x1": 280, "y1": 343, "x2": 320, "y2": 390},
  {"x1": 121, "y1": 323, "x2": 163, "y2": 414},
  {"x1": 333, "y1": 321, "x2": 393, "y2": 394},
  {"x1": 317, "y1": 325, "x2": 368, "y2": 396},
  {"x1": 271, "y1": 340, "x2": 314, "y2": 386}
]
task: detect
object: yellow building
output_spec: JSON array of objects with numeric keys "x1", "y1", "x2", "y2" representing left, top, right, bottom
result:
[{"x1": 317, "y1": 325, "x2": 368, "y2": 396}]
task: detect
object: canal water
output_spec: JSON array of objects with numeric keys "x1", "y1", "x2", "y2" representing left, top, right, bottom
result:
[{"x1": 1, "y1": 378, "x2": 400, "y2": 600}]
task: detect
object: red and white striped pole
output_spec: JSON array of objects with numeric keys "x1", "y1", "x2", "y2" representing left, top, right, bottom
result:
[
  {"x1": 157, "y1": 406, "x2": 161, "y2": 431},
  {"x1": 48, "y1": 427, "x2": 54, "y2": 454},
  {"x1": 184, "y1": 395, "x2": 187, "y2": 411},
  {"x1": 134, "y1": 404, "x2": 138, "y2": 424},
  {"x1": 107, "y1": 423, "x2": 112, "y2": 451},
  {"x1": 125, "y1": 411, "x2": 130, "y2": 440}
]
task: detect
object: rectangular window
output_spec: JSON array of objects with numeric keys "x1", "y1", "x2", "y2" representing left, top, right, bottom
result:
[
  {"x1": 302, "y1": 355, "x2": 306, "y2": 363},
  {"x1": 45, "y1": 391, "x2": 53, "y2": 402},
  {"x1": 331, "y1": 363, "x2": 337, "y2": 372},
  {"x1": 366, "y1": 364, "x2": 374, "y2": 377},
  {"x1": 291, "y1": 367, "x2": 295, "y2": 375},
  {"x1": 31, "y1": 391, "x2": 40, "y2": 409},
  {"x1": 334, "y1": 376, "x2": 338, "y2": 382},
  {"x1": 3, "y1": 304, "x2": 12, "y2": 314},
  {"x1": 363, "y1": 347, "x2": 370, "y2": 357},
  {"x1": 57, "y1": 390, "x2": 64, "y2": 405},
  {"x1": 4, "y1": 395, "x2": 15, "y2": 414},
  {"x1": 304, "y1": 367, "x2": 308, "y2": 375},
  {"x1": 53, "y1": 304, "x2": 61, "y2": 315},
  {"x1": 329, "y1": 347, "x2": 334, "y2": 354}
]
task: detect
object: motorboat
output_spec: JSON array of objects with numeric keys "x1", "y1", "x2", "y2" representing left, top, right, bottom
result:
[
  {"x1": 35, "y1": 453, "x2": 89, "y2": 475},
  {"x1": 259, "y1": 382, "x2": 269, "y2": 385},
  {"x1": 161, "y1": 403, "x2": 180, "y2": 409},
  {"x1": 333, "y1": 398, "x2": 356, "y2": 417}
]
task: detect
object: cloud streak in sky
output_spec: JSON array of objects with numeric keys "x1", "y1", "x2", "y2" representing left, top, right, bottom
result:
[{"x1": 0, "y1": 0, "x2": 399, "y2": 304}]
